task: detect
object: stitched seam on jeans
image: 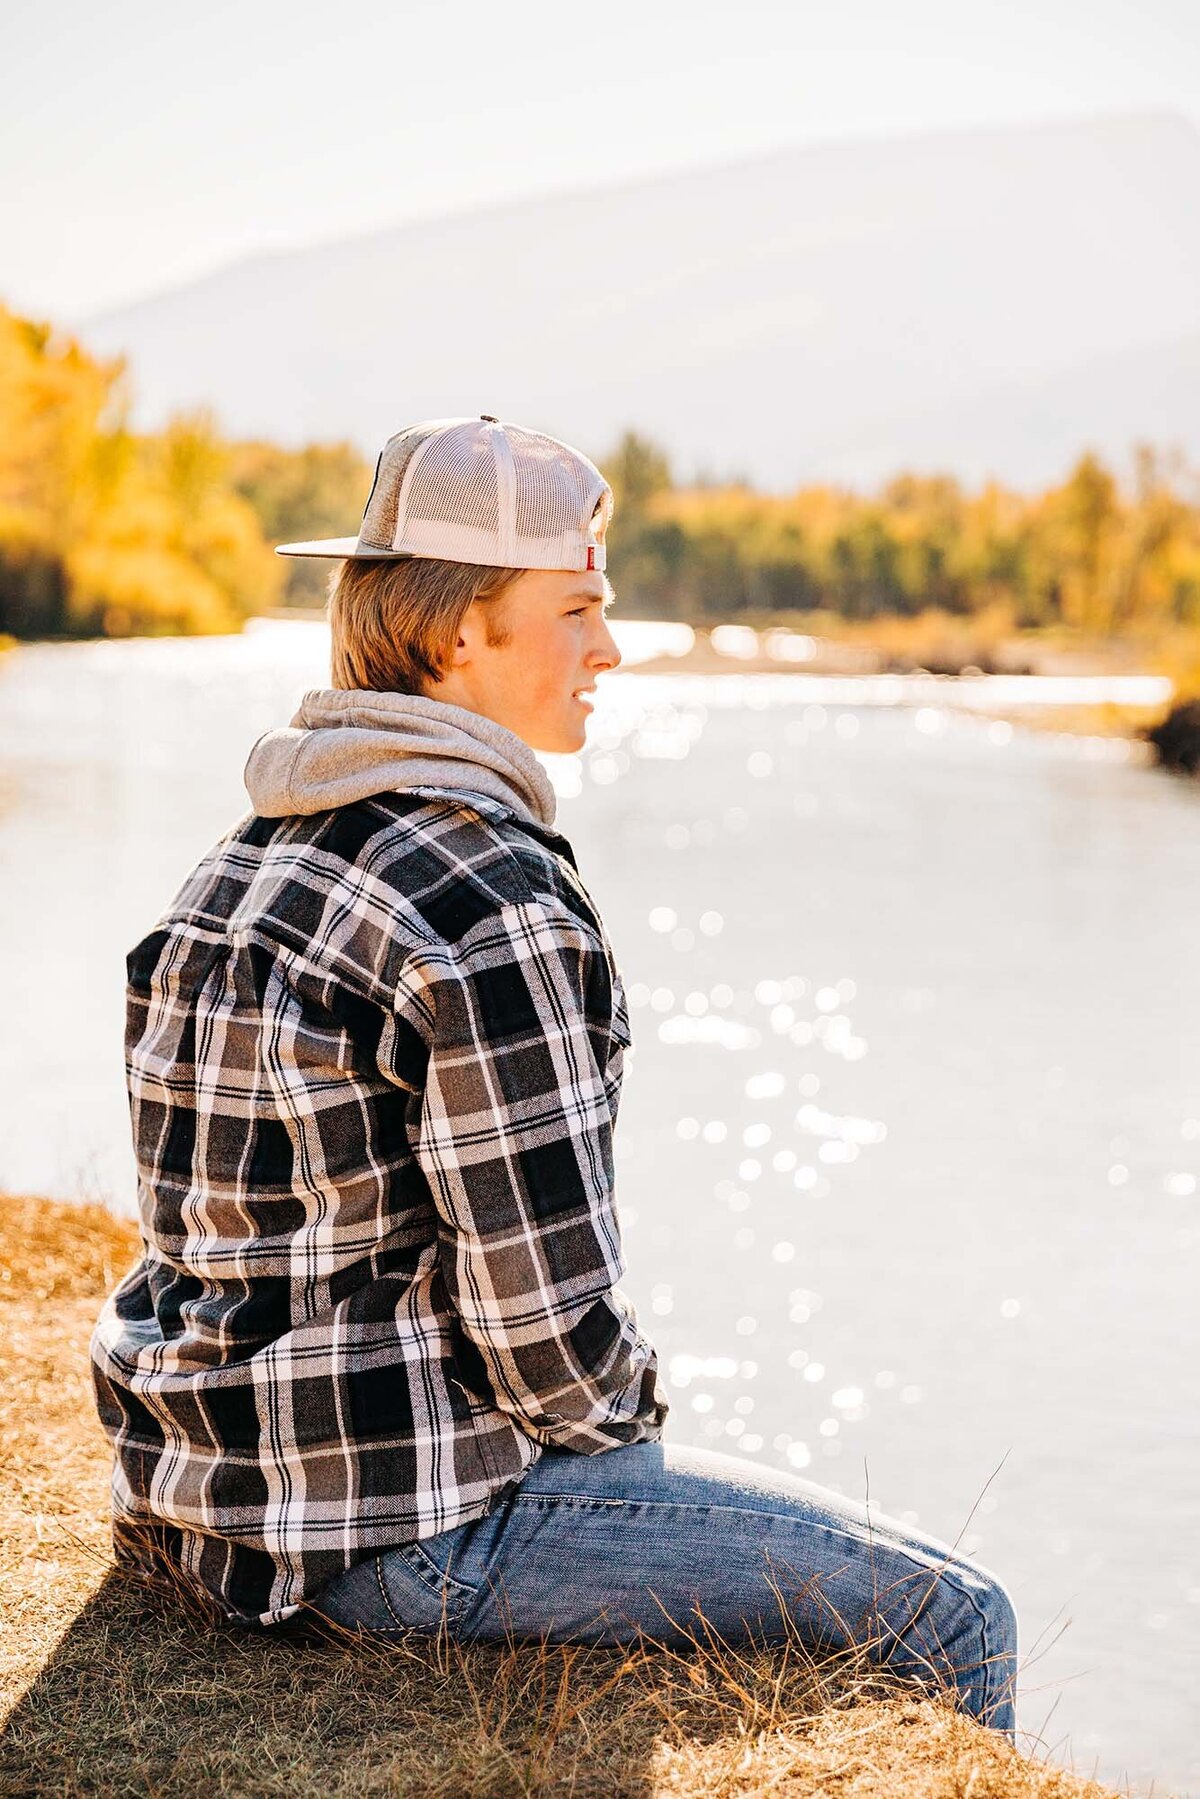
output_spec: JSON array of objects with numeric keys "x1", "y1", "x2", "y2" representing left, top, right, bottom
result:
[
  {"x1": 515, "y1": 1494, "x2": 627, "y2": 1508},
  {"x1": 514, "y1": 1497, "x2": 847, "y2": 1521},
  {"x1": 512, "y1": 1493, "x2": 974, "y2": 1582},
  {"x1": 949, "y1": 1575, "x2": 1003, "y2": 1718},
  {"x1": 398, "y1": 1540, "x2": 477, "y2": 1604},
  {"x1": 879, "y1": 1555, "x2": 1008, "y2": 1722},
  {"x1": 511, "y1": 1498, "x2": 875, "y2": 1534},
  {"x1": 376, "y1": 1555, "x2": 408, "y2": 1631}
]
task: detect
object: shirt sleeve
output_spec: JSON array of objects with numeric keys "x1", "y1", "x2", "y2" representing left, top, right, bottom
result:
[{"x1": 407, "y1": 896, "x2": 668, "y2": 1454}]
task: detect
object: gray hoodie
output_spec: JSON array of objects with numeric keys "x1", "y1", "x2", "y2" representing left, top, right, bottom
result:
[{"x1": 244, "y1": 688, "x2": 558, "y2": 829}]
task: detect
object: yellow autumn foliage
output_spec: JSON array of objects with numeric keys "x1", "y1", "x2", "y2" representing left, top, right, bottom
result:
[
  {"x1": 4, "y1": 313, "x2": 1200, "y2": 654},
  {"x1": 0, "y1": 305, "x2": 280, "y2": 637}
]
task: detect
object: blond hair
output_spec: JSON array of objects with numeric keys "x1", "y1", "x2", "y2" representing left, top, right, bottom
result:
[{"x1": 328, "y1": 556, "x2": 524, "y2": 694}]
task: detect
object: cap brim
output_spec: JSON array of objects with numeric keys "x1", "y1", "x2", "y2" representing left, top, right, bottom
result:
[{"x1": 274, "y1": 538, "x2": 414, "y2": 559}]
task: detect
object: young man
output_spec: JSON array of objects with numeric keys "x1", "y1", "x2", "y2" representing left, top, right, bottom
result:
[{"x1": 91, "y1": 416, "x2": 1018, "y2": 1737}]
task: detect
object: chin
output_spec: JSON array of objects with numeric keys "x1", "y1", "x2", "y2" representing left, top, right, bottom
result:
[{"x1": 526, "y1": 718, "x2": 587, "y2": 754}]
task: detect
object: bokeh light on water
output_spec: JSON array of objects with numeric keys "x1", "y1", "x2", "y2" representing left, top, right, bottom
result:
[{"x1": 0, "y1": 620, "x2": 1198, "y2": 1792}]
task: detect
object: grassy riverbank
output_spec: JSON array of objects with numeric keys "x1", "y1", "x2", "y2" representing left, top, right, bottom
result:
[{"x1": 0, "y1": 1194, "x2": 1138, "y2": 1797}]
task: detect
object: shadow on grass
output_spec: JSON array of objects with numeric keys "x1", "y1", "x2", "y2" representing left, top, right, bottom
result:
[
  {"x1": 2, "y1": 1555, "x2": 945, "y2": 1799},
  {"x1": 1, "y1": 1562, "x2": 678, "y2": 1798}
]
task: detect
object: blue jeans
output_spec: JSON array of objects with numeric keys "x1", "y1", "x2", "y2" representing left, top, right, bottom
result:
[{"x1": 311, "y1": 1440, "x2": 1019, "y2": 1739}]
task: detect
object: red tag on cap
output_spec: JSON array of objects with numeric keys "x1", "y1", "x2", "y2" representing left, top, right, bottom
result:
[{"x1": 586, "y1": 546, "x2": 596, "y2": 570}]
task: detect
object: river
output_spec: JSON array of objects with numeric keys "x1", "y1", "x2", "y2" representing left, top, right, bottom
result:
[{"x1": 1, "y1": 621, "x2": 1197, "y2": 1794}]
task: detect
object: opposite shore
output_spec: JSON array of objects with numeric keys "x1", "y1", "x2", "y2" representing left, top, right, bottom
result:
[{"x1": 5, "y1": 609, "x2": 1199, "y2": 772}]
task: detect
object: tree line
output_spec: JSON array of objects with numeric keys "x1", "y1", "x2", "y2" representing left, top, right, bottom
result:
[{"x1": 3, "y1": 301, "x2": 1200, "y2": 642}]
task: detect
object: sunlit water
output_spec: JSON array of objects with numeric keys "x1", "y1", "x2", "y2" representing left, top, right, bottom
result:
[{"x1": 1, "y1": 622, "x2": 1197, "y2": 1794}]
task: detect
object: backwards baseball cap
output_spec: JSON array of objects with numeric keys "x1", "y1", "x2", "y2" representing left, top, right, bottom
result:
[{"x1": 275, "y1": 414, "x2": 612, "y2": 572}]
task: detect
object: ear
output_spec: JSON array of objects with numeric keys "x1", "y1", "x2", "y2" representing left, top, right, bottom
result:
[{"x1": 449, "y1": 598, "x2": 489, "y2": 668}]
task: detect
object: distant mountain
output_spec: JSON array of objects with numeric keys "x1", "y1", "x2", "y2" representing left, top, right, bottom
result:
[
  {"x1": 820, "y1": 329, "x2": 1200, "y2": 489},
  {"x1": 85, "y1": 111, "x2": 1200, "y2": 491}
]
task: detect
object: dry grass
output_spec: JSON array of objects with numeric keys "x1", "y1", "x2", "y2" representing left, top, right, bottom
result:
[{"x1": 0, "y1": 1195, "x2": 1138, "y2": 1798}]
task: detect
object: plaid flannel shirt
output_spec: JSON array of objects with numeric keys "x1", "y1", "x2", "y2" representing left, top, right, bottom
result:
[{"x1": 90, "y1": 787, "x2": 668, "y2": 1625}]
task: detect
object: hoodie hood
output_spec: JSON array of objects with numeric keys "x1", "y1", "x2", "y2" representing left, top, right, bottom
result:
[{"x1": 244, "y1": 688, "x2": 558, "y2": 829}]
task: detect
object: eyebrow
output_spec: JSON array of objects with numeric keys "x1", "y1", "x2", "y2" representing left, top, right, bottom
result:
[{"x1": 566, "y1": 588, "x2": 616, "y2": 606}]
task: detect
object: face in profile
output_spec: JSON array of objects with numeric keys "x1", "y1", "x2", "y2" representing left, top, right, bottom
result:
[{"x1": 440, "y1": 568, "x2": 622, "y2": 752}]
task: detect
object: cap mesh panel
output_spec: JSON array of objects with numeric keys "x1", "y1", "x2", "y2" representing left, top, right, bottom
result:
[
  {"x1": 505, "y1": 425, "x2": 605, "y2": 545},
  {"x1": 405, "y1": 425, "x2": 501, "y2": 537}
]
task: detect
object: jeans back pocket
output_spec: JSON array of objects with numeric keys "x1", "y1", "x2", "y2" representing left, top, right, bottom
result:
[{"x1": 379, "y1": 1531, "x2": 483, "y2": 1630}]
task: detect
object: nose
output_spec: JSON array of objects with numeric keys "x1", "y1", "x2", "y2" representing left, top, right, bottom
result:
[{"x1": 592, "y1": 614, "x2": 622, "y2": 674}]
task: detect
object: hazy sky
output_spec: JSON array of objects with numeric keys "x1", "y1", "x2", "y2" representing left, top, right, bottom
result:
[{"x1": 3, "y1": 0, "x2": 1198, "y2": 323}]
